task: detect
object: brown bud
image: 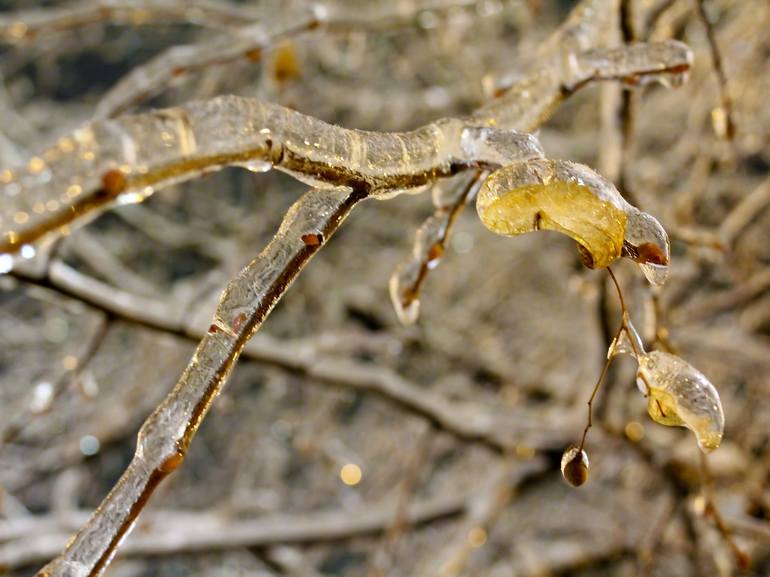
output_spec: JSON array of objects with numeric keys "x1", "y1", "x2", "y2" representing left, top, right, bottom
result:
[{"x1": 561, "y1": 445, "x2": 590, "y2": 487}]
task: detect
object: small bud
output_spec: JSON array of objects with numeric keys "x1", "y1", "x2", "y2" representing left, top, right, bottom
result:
[{"x1": 561, "y1": 445, "x2": 590, "y2": 487}]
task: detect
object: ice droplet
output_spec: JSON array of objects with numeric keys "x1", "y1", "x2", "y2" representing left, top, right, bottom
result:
[
  {"x1": 561, "y1": 445, "x2": 589, "y2": 487},
  {"x1": 609, "y1": 317, "x2": 645, "y2": 360},
  {"x1": 610, "y1": 330, "x2": 635, "y2": 359},
  {"x1": 639, "y1": 262, "x2": 669, "y2": 286},
  {"x1": 389, "y1": 270, "x2": 420, "y2": 325},
  {"x1": 637, "y1": 351, "x2": 724, "y2": 452},
  {"x1": 236, "y1": 160, "x2": 272, "y2": 173}
]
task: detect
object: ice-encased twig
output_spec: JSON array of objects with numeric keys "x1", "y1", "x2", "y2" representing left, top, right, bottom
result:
[
  {"x1": 0, "y1": 0, "x2": 259, "y2": 42},
  {"x1": 694, "y1": 0, "x2": 736, "y2": 140},
  {"x1": 34, "y1": 186, "x2": 365, "y2": 577},
  {"x1": 93, "y1": 20, "x2": 308, "y2": 119},
  {"x1": 0, "y1": 97, "x2": 544, "y2": 256},
  {"x1": 389, "y1": 39, "x2": 692, "y2": 323},
  {"x1": 389, "y1": 172, "x2": 483, "y2": 324},
  {"x1": 93, "y1": 1, "x2": 478, "y2": 119}
]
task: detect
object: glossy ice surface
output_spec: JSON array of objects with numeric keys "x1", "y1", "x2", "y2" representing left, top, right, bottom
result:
[
  {"x1": 476, "y1": 159, "x2": 669, "y2": 277},
  {"x1": 637, "y1": 351, "x2": 724, "y2": 453}
]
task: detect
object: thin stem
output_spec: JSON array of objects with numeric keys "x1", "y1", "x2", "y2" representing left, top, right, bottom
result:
[
  {"x1": 607, "y1": 266, "x2": 628, "y2": 318},
  {"x1": 579, "y1": 323, "x2": 624, "y2": 451},
  {"x1": 694, "y1": 0, "x2": 736, "y2": 140}
]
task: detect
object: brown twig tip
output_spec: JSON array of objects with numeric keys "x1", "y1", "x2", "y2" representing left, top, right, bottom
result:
[{"x1": 100, "y1": 169, "x2": 128, "y2": 198}]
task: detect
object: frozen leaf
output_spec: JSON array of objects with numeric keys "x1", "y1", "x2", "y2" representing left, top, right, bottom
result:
[
  {"x1": 476, "y1": 159, "x2": 669, "y2": 276},
  {"x1": 637, "y1": 351, "x2": 724, "y2": 453}
]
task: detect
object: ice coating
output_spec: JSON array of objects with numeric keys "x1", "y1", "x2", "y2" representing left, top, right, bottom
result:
[
  {"x1": 476, "y1": 159, "x2": 670, "y2": 274},
  {"x1": 564, "y1": 41, "x2": 693, "y2": 90},
  {"x1": 610, "y1": 318, "x2": 724, "y2": 453},
  {"x1": 637, "y1": 351, "x2": 724, "y2": 452},
  {"x1": 474, "y1": 40, "x2": 693, "y2": 131},
  {"x1": 0, "y1": 97, "x2": 545, "y2": 255}
]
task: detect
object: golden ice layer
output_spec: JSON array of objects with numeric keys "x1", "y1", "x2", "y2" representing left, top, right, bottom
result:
[{"x1": 477, "y1": 159, "x2": 629, "y2": 269}]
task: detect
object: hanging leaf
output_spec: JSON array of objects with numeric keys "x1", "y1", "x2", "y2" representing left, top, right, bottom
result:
[
  {"x1": 476, "y1": 159, "x2": 670, "y2": 283},
  {"x1": 637, "y1": 351, "x2": 724, "y2": 453}
]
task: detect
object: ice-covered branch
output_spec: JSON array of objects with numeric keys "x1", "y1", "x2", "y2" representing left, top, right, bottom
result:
[
  {"x1": 94, "y1": 1, "x2": 477, "y2": 119},
  {"x1": 390, "y1": 39, "x2": 691, "y2": 323},
  {"x1": 33, "y1": 185, "x2": 364, "y2": 577},
  {"x1": 0, "y1": 0, "x2": 259, "y2": 42},
  {"x1": 0, "y1": 97, "x2": 543, "y2": 256},
  {"x1": 473, "y1": 40, "x2": 692, "y2": 129}
]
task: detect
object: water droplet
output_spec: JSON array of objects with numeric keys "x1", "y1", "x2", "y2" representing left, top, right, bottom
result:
[
  {"x1": 237, "y1": 160, "x2": 272, "y2": 173},
  {"x1": 639, "y1": 262, "x2": 669, "y2": 286},
  {"x1": 610, "y1": 318, "x2": 645, "y2": 360},
  {"x1": 561, "y1": 445, "x2": 589, "y2": 487}
]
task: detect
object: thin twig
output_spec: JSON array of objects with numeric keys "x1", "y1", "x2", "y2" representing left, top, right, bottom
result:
[{"x1": 694, "y1": 0, "x2": 736, "y2": 139}]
